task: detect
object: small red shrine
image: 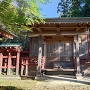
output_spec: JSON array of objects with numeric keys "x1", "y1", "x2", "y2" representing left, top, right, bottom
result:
[{"x1": 0, "y1": 43, "x2": 22, "y2": 75}]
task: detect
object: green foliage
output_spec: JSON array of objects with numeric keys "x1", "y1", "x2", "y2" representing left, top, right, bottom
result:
[
  {"x1": 0, "y1": 0, "x2": 49, "y2": 33},
  {"x1": 70, "y1": 0, "x2": 83, "y2": 17},
  {"x1": 81, "y1": 0, "x2": 90, "y2": 17},
  {"x1": 57, "y1": 0, "x2": 90, "y2": 17}
]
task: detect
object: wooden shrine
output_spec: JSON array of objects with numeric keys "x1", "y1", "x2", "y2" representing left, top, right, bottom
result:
[
  {"x1": 1, "y1": 18, "x2": 90, "y2": 79},
  {"x1": 0, "y1": 43, "x2": 22, "y2": 75},
  {"x1": 22, "y1": 18, "x2": 90, "y2": 79}
]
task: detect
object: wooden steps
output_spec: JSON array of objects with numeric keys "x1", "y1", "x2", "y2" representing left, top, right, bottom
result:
[
  {"x1": 21, "y1": 75, "x2": 35, "y2": 80},
  {"x1": 28, "y1": 66, "x2": 37, "y2": 77},
  {"x1": 42, "y1": 68, "x2": 76, "y2": 72},
  {"x1": 28, "y1": 71, "x2": 37, "y2": 76},
  {"x1": 42, "y1": 68, "x2": 76, "y2": 75}
]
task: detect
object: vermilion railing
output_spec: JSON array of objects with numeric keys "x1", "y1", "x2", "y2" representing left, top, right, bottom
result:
[
  {"x1": 20, "y1": 56, "x2": 45, "y2": 75},
  {"x1": 21, "y1": 56, "x2": 45, "y2": 67}
]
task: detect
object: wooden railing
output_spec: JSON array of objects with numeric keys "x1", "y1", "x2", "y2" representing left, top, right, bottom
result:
[
  {"x1": 74, "y1": 56, "x2": 90, "y2": 66},
  {"x1": 20, "y1": 56, "x2": 45, "y2": 75},
  {"x1": 80, "y1": 59, "x2": 90, "y2": 65},
  {"x1": 21, "y1": 56, "x2": 45, "y2": 66}
]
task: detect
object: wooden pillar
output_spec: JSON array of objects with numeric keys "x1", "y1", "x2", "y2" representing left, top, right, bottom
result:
[
  {"x1": 21, "y1": 58, "x2": 24, "y2": 76},
  {"x1": 7, "y1": 52, "x2": 11, "y2": 75},
  {"x1": 58, "y1": 42, "x2": 60, "y2": 67},
  {"x1": 37, "y1": 35, "x2": 42, "y2": 76},
  {"x1": 43, "y1": 41, "x2": 46, "y2": 69},
  {"x1": 16, "y1": 50, "x2": 20, "y2": 75},
  {"x1": 0, "y1": 52, "x2": 2, "y2": 74},
  {"x1": 73, "y1": 42, "x2": 76, "y2": 57},
  {"x1": 75, "y1": 35, "x2": 82, "y2": 79},
  {"x1": 73, "y1": 42, "x2": 76, "y2": 69}
]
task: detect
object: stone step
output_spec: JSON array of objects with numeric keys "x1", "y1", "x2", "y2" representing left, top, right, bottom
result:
[
  {"x1": 21, "y1": 75, "x2": 35, "y2": 80},
  {"x1": 28, "y1": 71, "x2": 37, "y2": 76},
  {"x1": 28, "y1": 66, "x2": 37, "y2": 71}
]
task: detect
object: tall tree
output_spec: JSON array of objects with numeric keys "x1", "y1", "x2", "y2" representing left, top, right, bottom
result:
[
  {"x1": 57, "y1": 0, "x2": 71, "y2": 17},
  {"x1": 71, "y1": 0, "x2": 84, "y2": 17},
  {"x1": 57, "y1": 0, "x2": 90, "y2": 17},
  {"x1": 81, "y1": 0, "x2": 90, "y2": 17}
]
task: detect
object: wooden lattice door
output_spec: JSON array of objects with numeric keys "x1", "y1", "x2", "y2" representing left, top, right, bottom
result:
[
  {"x1": 60, "y1": 42, "x2": 74, "y2": 69},
  {"x1": 45, "y1": 42, "x2": 74, "y2": 69},
  {"x1": 46, "y1": 42, "x2": 59, "y2": 68}
]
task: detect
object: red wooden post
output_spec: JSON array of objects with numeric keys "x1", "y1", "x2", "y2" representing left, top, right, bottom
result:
[
  {"x1": 25, "y1": 58, "x2": 28, "y2": 76},
  {"x1": 21, "y1": 58, "x2": 23, "y2": 76},
  {"x1": 41, "y1": 56, "x2": 45, "y2": 69},
  {"x1": 16, "y1": 50, "x2": 20, "y2": 75},
  {"x1": 7, "y1": 52, "x2": 11, "y2": 75},
  {"x1": 0, "y1": 52, "x2": 2, "y2": 74},
  {"x1": 4, "y1": 59, "x2": 7, "y2": 71}
]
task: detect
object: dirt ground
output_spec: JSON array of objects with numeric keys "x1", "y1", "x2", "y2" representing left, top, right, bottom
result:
[{"x1": 0, "y1": 75, "x2": 90, "y2": 90}]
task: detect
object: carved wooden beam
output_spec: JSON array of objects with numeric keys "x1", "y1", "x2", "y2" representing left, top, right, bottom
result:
[
  {"x1": 37, "y1": 28, "x2": 42, "y2": 32},
  {"x1": 76, "y1": 27, "x2": 80, "y2": 31},
  {"x1": 28, "y1": 31, "x2": 89, "y2": 37},
  {"x1": 42, "y1": 36, "x2": 45, "y2": 39},
  {"x1": 57, "y1": 28, "x2": 60, "y2": 32},
  {"x1": 32, "y1": 26, "x2": 78, "y2": 29},
  {"x1": 84, "y1": 27, "x2": 88, "y2": 31},
  {"x1": 46, "y1": 37, "x2": 74, "y2": 41}
]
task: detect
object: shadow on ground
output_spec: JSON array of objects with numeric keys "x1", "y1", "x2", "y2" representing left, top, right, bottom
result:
[
  {"x1": 0, "y1": 86, "x2": 23, "y2": 90},
  {"x1": 41, "y1": 75, "x2": 90, "y2": 85}
]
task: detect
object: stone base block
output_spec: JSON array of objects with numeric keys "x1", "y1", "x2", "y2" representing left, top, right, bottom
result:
[{"x1": 76, "y1": 73, "x2": 83, "y2": 80}]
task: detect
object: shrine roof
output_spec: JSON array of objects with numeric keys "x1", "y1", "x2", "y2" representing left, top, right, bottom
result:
[
  {"x1": 28, "y1": 17, "x2": 90, "y2": 38},
  {"x1": 45, "y1": 17, "x2": 90, "y2": 23},
  {"x1": 0, "y1": 29, "x2": 16, "y2": 39},
  {"x1": 0, "y1": 43, "x2": 21, "y2": 47}
]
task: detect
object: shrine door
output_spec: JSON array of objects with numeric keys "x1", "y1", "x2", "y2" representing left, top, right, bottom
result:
[{"x1": 45, "y1": 42, "x2": 74, "y2": 69}]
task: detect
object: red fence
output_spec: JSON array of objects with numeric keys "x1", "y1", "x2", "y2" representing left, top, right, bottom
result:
[
  {"x1": 20, "y1": 56, "x2": 45, "y2": 76},
  {"x1": 21, "y1": 56, "x2": 45, "y2": 67}
]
